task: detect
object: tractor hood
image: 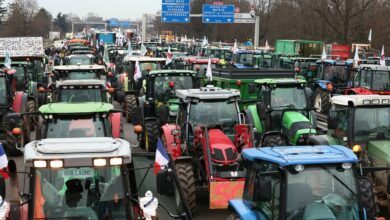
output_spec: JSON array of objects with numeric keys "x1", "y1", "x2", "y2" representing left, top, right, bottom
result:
[
  {"x1": 367, "y1": 140, "x2": 390, "y2": 165},
  {"x1": 282, "y1": 111, "x2": 316, "y2": 145},
  {"x1": 208, "y1": 128, "x2": 239, "y2": 165}
]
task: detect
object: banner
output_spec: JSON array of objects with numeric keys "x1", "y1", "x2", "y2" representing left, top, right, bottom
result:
[{"x1": 0, "y1": 37, "x2": 44, "y2": 57}]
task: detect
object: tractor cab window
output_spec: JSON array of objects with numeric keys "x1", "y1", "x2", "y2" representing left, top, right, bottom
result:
[
  {"x1": 239, "y1": 54, "x2": 254, "y2": 66},
  {"x1": 46, "y1": 115, "x2": 108, "y2": 138},
  {"x1": 286, "y1": 165, "x2": 359, "y2": 220},
  {"x1": 69, "y1": 57, "x2": 93, "y2": 65},
  {"x1": 0, "y1": 77, "x2": 7, "y2": 105},
  {"x1": 270, "y1": 86, "x2": 307, "y2": 109},
  {"x1": 361, "y1": 70, "x2": 390, "y2": 91},
  {"x1": 354, "y1": 106, "x2": 390, "y2": 142},
  {"x1": 243, "y1": 161, "x2": 281, "y2": 219},
  {"x1": 154, "y1": 75, "x2": 193, "y2": 99},
  {"x1": 322, "y1": 66, "x2": 349, "y2": 83},
  {"x1": 139, "y1": 63, "x2": 161, "y2": 75},
  {"x1": 33, "y1": 166, "x2": 130, "y2": 219},
  {"x1": 59, "y1": 88, "x2": 103, "y2": 103},
  {"x1": 189, "y1": 100, "x2": 239, "y2": 128},
  {"x1": 329, "y1": 105, "x2": 348, "y2": 138},
  {"x1": 14, "y1": 66, "x2": 27, "y2": 87},
  {"x1": 223, "y1": 51, "x2": 233, "y2": 61},
  {"x1": 64, "y1": 71, "x2": 99, "y2": 80}
]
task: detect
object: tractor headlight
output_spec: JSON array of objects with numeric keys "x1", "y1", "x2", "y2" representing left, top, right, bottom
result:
[
  {"x1": 294, "y1": 164, "x2": 304, "y2": 172},
  {"x1": 93, "y1": 158, "x2": 107, "y2": 167},
  {"x1": 109, "y1": 157, "x2": 123, "y2": 165},
  {"x1": 50, "y1": 160, "x2": 64, "y2": 168},
  {"x1": 341, "y1": 163, "x2": 352, "y2": 170},
  {"x1": 33, "y1": 160, "x2": 47, "y2": 168}
]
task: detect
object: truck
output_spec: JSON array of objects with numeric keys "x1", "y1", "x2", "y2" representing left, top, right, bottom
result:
[
  {"x1": 229, "y1": 145, "x2": 379, "y2": 219},
  {"x1": 275, "y1": 39, "x2": 324, "y2": 57}
]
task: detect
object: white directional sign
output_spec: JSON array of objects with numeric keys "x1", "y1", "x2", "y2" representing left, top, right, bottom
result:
[{"x1": 234, "y1": 13, "x2": 256, "y2": 23}]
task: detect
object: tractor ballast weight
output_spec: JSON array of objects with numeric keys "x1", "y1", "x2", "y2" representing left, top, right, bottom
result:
[
  {"x1": 161, "y1": 86, "x2": 254, "y2": 211},
  {"x1": 229, "y1": 145, "x2": 382, "y2": 220}
]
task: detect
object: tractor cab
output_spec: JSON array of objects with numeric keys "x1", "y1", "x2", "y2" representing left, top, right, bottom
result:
[
  {"x1": 229, "y1": 145, "x2": 377, "y2": 220},
  {"x1": 231, "y1": 51, "x2": 256, "y2": 68},
  {"x1": 52, "y1": 65, "x2": 107, "y2": 81},
  {"x1": 346, "y1": 64, "x2": 390, "y2": 95},
  {"x1": 245, "y1": 78, "x2": 316, "y2": 146},
  {"x1": 53, "y1": 80, "x2": 112, "y2": 103},
  {"x1": 185, "y1": 57, "x2": 219, "y2": 77},
  {"x1": 290, "y1": 57, "x2": 319, "y2": 83},
  {"x1": 36, "y1": 102, "x2": 122, "y2": 140},
  {"x1": 64, "y1": 54, "x2": 95, "y2": 65},
  {"x1": 6, "y1": 138, "x2": 192, "y2": 219}
]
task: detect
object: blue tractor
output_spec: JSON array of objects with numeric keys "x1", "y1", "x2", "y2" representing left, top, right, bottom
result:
[
  {"x1": 313, "y1": 59, "x2": 353, "y2": 114},
  {"x1": 228, "y1": 145, "x2": 383, "y2": 220}
]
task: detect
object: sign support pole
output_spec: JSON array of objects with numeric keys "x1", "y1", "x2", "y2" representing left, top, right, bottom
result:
[{"x1": 254, "y1": 16, "x2": 260, "y2": 47}]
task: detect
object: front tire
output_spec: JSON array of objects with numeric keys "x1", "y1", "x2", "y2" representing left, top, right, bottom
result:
[
  {"x1": 141, "y1": 120, "x2": 159, "y2": 152},
  {"x1": 124, "y1": 94, "x2": 137, "y2": 123},
  {"x1": 261, "y1": 134, "x2": 285, "y2": 147},
  {"x1": 176, "y1": 162, "x2": 196, "y2": 213}
]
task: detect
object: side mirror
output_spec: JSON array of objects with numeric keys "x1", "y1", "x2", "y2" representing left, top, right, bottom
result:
[
  {"x1": 327, "y1": 116, "x2": 338, "y2": 129},
  {"x1": 159, "y1": 105, "x2": 169, "y2": 125},
  {"x1": 156, "y1": 169, "x2": 174, "y2": 195},
  {"x1": 248, "y1": 83, "x2": 256, "y2": 94},
  {"x1": 254, "y1": 179, "x2": 272, "y2": 202},
  {"x1": 256, "y1": 102, "x2": 267, "y2": 121}
]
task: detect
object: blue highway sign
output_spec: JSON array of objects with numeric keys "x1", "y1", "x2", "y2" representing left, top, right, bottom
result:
[
  {"x1": 202, "y1": 4, "x2": 235, "y2": 23},
  {"x1": 161, "y1": 0, "x2": 190, "y2": 23}
]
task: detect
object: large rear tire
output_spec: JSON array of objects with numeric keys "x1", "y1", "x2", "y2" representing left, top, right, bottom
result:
[
  {"x1": 358, "y1": 177, "x2": 377, "y2": 219},
  {"x1": 176, "y1": 163, "x2": 196, "y2": 213},
  {"x1": 27, "y1": 100, "x2": 37, "y2": 131},
  {"x1": 261, "y1": 134, "x2": 285, "y2": 147},
  {"x1": 313, "y1": 88, "x2": 330, "y2": 114},
  {"x1": 141, "y1": 120, "x2": 159, "y2": 152},
  {"x1": 227, "y1": 213, "x2": 240, "y2": 220},
  {"x1": 124, "y1": 94, "x2": 137, "y2": 123}
]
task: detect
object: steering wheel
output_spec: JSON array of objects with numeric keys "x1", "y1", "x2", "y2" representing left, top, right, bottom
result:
[{"x1": 322, "y1": 193, "x2": 347, "y2": 212}]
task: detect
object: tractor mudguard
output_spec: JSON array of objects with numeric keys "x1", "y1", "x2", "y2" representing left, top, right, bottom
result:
[
  {"x1": 209, "y1": 180, "x2": 245, "y2": 209},
  {"x1": 12, "y1": 92, "x2": 27, "y2": 113},
  {"x1": 234, "y1": 124, "x2": 254, "y2": 150},
  {"x1": 228, "y1": 200, "x2": 258, "y2": 220},
  {"x1": 307, "y1": 135, "x2": 329, "y2": 145},
  {"x1": 110, "y1": 112, "x2": 121, "y2": 138},
  {"x1": 174, "y1": 156, "x2": 192, "y2": 164},
  {"x1": 161, "y1": 124, "x2": 182, "y2": 160},
  {"x1": 246, "y1": 105, "x2": 263, "y2": 134},
  {"x1": 316, "y1": 80, "x2": 331, "y2": 90}
]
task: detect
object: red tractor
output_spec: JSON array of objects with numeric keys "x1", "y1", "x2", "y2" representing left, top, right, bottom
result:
[
  {"x1": 159, "y1": 85, "x2": 254, "y2": 211},
  {"x1": 0, "y1": 69, "x2": 30, "y2": 156},
  {"x1": 345, "y1": 64, "x2": 390, "y2": 95}
]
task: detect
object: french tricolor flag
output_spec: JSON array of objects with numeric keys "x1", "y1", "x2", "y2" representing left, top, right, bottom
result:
[
  {"x1": 0, "y1": 144, "x2": 8, "y2": 179},
  {"x1": 154, "y1": 138, "x2": 170, "y2": 175}
]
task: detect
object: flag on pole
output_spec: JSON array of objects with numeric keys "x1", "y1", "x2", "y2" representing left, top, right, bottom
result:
[
  {"x1": 368, "y1": 29, "x2": 372, "y2": 42},
  {"x1": 202, "y1": 36, "x2": 208, "y2": 47},
  {"x1": 127, "y1": 41, "x2": 133, "y2": 56},
  {"x1": 0, "y1": 144, "x2": 9, "y2": 179},
  {"x1": 321, "y1": 47, "x2": 327, "y2": 60},
  {"x1": 4, "y1": 52, "x2": 11, "y2": 69},
  {"x1": 154, "y1": 138, "x2": 170, "y2": 174},
  {"x1": 166, "y1": 46, "x2": 173, "y2": 65},
  {"x1": 353, "y1": 46, "x2": 360, "y2": 67},
  {"x1": 134, "y1": 59, "x2": 142, "y2": 82},
  {"x1": 140, "y1": 43, "x2": 147, "y2": 56},
  {"x1": 265, "y1": 40, "x2": 270, "y2": 51},
  {"x1": 380, "y1": 45, "x2": 385, "y2": 66},
  {"x1": 232, "y1": 40, "x2": 238, "y2": 54},
  {"x1": 158, "y1": 35, "x2": 162, "y2": 44},
  {"x1": 206, "y1": 57, "x2": 213, "y2": 81}
]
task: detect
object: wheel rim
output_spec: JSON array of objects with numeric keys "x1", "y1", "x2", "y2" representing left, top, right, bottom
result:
[{"x1": 314, "y1": 93, "x2": 322, "y2": 112}]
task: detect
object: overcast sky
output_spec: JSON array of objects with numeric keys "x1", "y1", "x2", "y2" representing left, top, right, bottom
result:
[{"x1": 5, "y1": 0, "x2": 162, "y2": 20}]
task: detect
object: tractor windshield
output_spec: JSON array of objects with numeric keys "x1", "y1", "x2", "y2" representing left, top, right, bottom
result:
[
  {"x1": 322, "y1": 66, "x2": 350, "y2": 84},
  {"x1": 359, "y1": 70, "x2": 390, "y2": 91},
  {"x1": 270, "y1": 86, "x2": 307, "y2": 109},
  {"x1": 46, "y1": 115, "x2": 108, "y2": 138},
  {"x1": 14, "y1": 66, "x2": 26, "y2": 89},
  {"x1": 32, "y1": 166, "x2": 131, "y2": 219},
  {"x1": 354, "y1": 106, "x2": 390, "y2": 142},
  {"x1": 63, "y1": 71, "x2": 99, "y2": 80},
  {"x1": 238, "y1": 53, "x2": 254, "y2": 65},
  {"x1": 154, "y1": 75, "x2": 193, "y2": 99},
  {"x1": 59, "y1": 88, "x2": 103, "y2": 103},
  {"x1": 139, "y1": 63, "x2": 161, "y2": 75},
  {"x1": 0, "y1": 77, "x2": 7, "y2": 105},
  {"x1": 69, "y1": 57, "x2": 93, "y2": 65},
  {"x1": 287, "y1": 165, "x2": 359, "y2": 220},
  {"x1": 189, "y1": 100, "x2": 239, "y2": 127}
]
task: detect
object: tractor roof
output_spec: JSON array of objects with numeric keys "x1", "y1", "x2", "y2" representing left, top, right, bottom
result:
[
  {"x1": 39, "y1": 102, "x2": 113, "y2": 114},
  {"x1": 176, "y1": 85, "x2": 240, "y2": 100},
  {"x1": 358, "y1": 64, "x2": 390, "y2": 71},
  {"x1": 66, "y1": 54, "x2": 94, "y2": 59},
  {"x1": 25, "y1": 137, "x2": 131, "y2": 167},
  {"x1": 149, "y1": 70, "x2": 196, "y2": 76},
  {"x1": 331, "y1": 95, "x2": 390, "y2": 107},
  {"x1": 317, "y1": 59, "x2": 353, "y2": 66},
  {"x1": 56, "y1": 79, "x2": 106, "y2": 87},
  {"x1": 53, "y1": 64, "x2": 105, "y2": 71},
  {"x1": 242, "y1": 145, "x2": 357, "y2": 166},
  {"x1": 254, "y1": 78, "x2": 306, "y2": 85},
  {"x1": 123, "y1": 56, "x2": 166, "y2": 62}
]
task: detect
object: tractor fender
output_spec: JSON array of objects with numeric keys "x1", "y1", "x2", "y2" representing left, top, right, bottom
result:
[
  {"x1": 316, "y1": 80, "x2": 331, "y2": 90},
  {"x1": 174, "y1": 156, "x2": 192, "y2": 164},
  {"x1": 245, "y1": 105, "x2": 262, "y2": 134},
  {"x1": 228, "y1": 200, "x2": 257, "y2": 220},
  {"x1": 161, "y1": 124, "x2": 182, "y2": 160},
  {"x1": 12, "y1": 92, "x2": 28, "y2": 113},
  {"x1": 110, "y1": 112, "x2": 121, "y2": 138},
  {"x1": 307, "y1": 135, "x2": 329, "y2": 145}
]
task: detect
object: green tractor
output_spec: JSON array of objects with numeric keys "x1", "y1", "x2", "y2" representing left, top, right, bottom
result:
[
  {"x1": 312, "y1": 95, "x2": 390, "y2": 214},
  {"x1": 212, "y1": 68, "x2": 296, "y2": 110},
  {"x1": 133, "y1": 70, "x2": 199, "y2": 151},
  {"x1": 244, "y1": 78, "x2": 317, "y2": 146}
]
